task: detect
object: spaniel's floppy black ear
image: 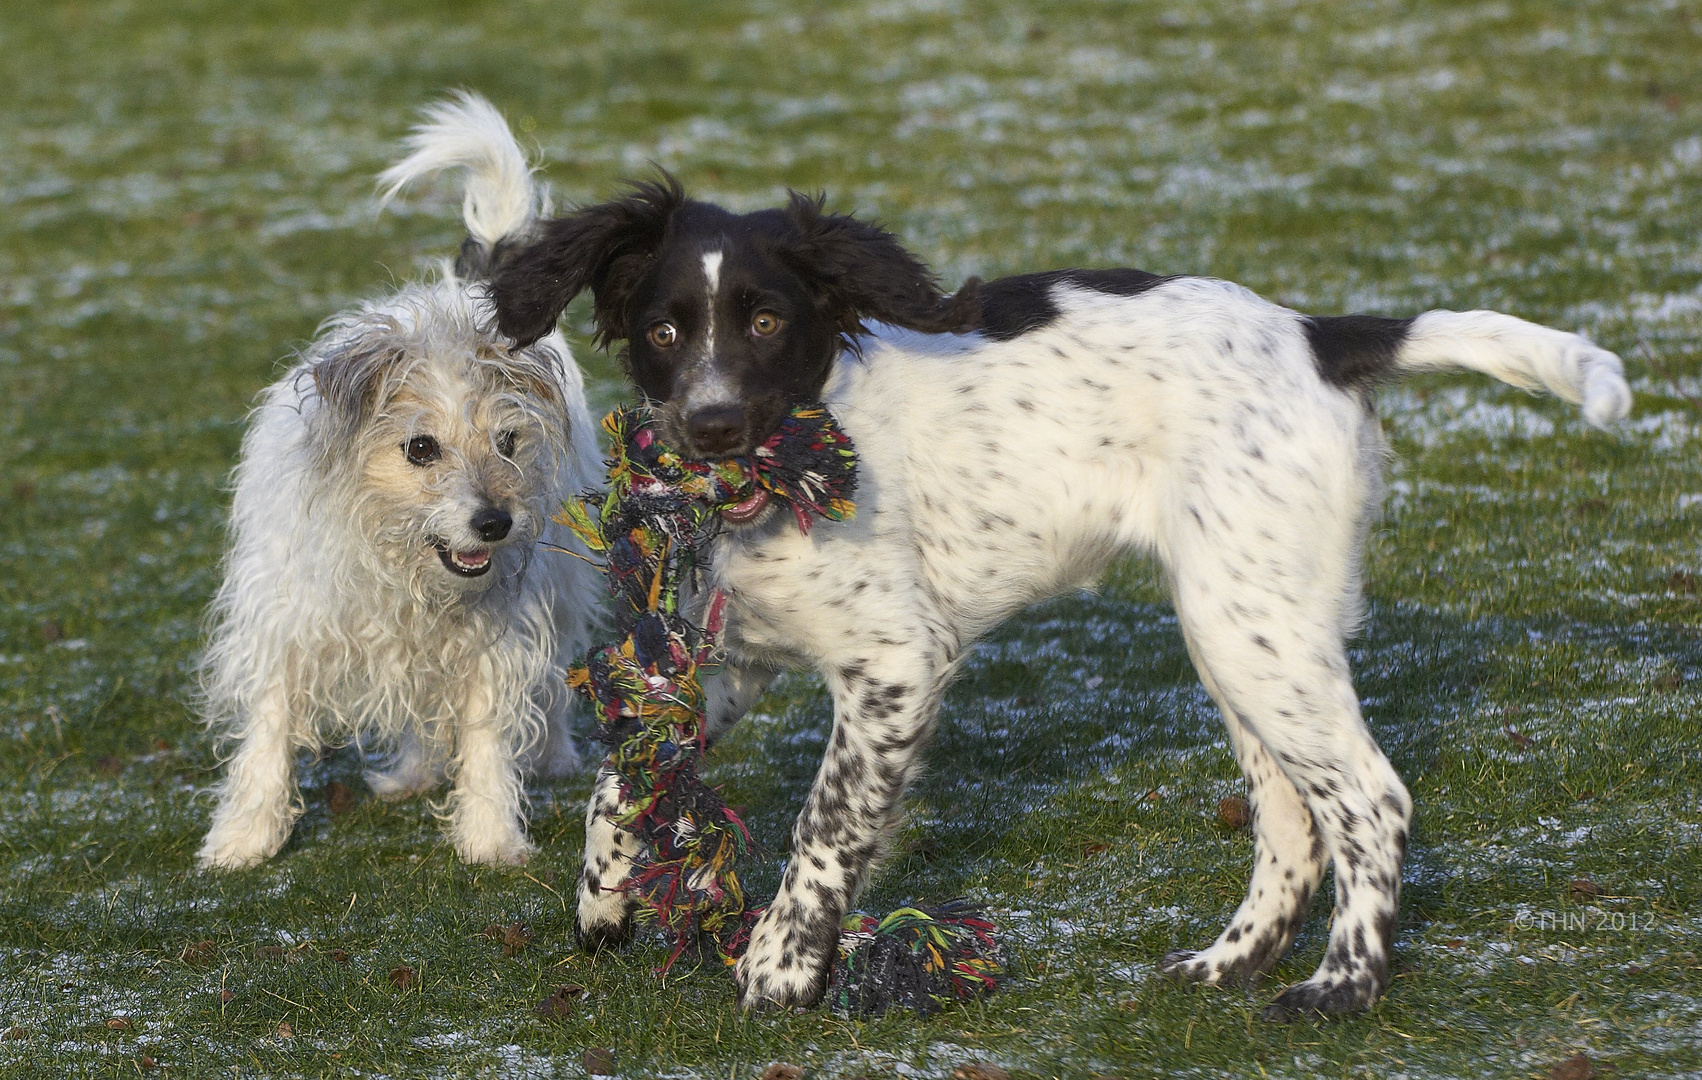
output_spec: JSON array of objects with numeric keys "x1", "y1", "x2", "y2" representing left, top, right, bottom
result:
[
  {"x1": 777, "y1": 192, "x2": 981, "y2": 344},
  {"x1": 490, "y1": 172, "x2": 685, "y2": 348}
]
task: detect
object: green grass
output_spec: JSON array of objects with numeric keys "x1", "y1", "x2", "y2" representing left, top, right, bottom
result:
[{"x1": 3, "y1": 0, "x2": 1701, "y2": 1076}]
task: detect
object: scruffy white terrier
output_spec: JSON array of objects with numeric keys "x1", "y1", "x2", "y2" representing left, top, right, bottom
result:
[{"x1": 198, "y1": 93, "x2": 603, "y2": 869}]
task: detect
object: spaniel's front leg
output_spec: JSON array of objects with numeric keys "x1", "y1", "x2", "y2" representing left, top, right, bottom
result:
[
  {"x1": 735, "y1": 650, "x2": 942, "y2": 1010},
  {"x1": 577, "y1": 661, "x2": 778, "y2": 949}
]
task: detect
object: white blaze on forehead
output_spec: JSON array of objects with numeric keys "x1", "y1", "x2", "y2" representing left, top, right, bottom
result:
[
  {"x1": 701, "y1": 249, "x2": 724, "y2": 357},
  {"x1": 683, "y1": 249, "x2": 734, "y2": 415}
]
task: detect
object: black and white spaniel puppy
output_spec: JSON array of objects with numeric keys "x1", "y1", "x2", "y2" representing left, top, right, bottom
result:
[{"x1": 490, "y1": 175, "x2": 1630, "y2": 1018}]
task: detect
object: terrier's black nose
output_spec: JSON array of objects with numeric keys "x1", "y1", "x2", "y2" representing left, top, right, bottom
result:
[
  {"x1": 686, "y1": 405, "x2": 747, "y2": 456},
  {"x1": 471, "y1": 507, "x2": 513, "y2": 542}
]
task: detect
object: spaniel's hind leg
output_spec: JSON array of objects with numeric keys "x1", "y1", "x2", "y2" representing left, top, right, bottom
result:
[
  {"x1": 1160, "y1": 528, "x2": 1411, "y2": 1017},
  {"x1": 1161, "y1": 670, "x2": 1327, "y2": 987}
]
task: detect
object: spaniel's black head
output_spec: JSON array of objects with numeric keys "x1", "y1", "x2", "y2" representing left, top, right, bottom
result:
[{"x1": 490, "y1": 172, "x2": 978, "y2": 456}]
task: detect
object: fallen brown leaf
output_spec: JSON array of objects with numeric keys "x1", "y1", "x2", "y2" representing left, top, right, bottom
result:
[
  {"x1": 276, "y1": 1020, "x2": 293, "y2": 1039},
  {"x1": 180, "y1": 939, "x2": 219, "y2": 968},
  {"x1": 387, "y1": 965, "x2": 418, "y2": 990},
  {"x1": 903, "y1": 836, "x2": 943, "y2": 861},
  {"x1": 138, "y1": 1055, "x2": 159, "y2": 1070},
  {"x1": 954, "y1": 1065, "x2": 1011, "y2": 1080},
  {"x1": 583, "y1": 1047, "x2": 616, "y2": 1076},
  {"x1": 484, "y1": 921, "x2": 533, "y2": 957},
  {"x1": 1569, "y1": 879, "x2": 1599, "y2": 902},
  {"x1": 1218, "y1": 795, "x2": 1251, "y2": 829},
  {"x1": 106, "y1": 1016, "x2": 131, "y2": 1031},
  {"x1": 1, "y1": 1026, "x2": 27, "y2": 1041},
  {"x1": 761, "y1": 1064, "x2": 803, "y2": 1080},
  {"x1": 534, "y1": 984, "x2": 585, "y2": 1022},
  {"x1": 1549, "y1": 1052, "x2": 1593, "y2": 1080},
  {"x1": 39, "y1": 620, "x2": 61, "y2": 642},
  {"x1": 326, "y1": 780, "x2": 356, "y2": 817},
  {"x1": 93, "y1": 755, "x2": 124, "y2": 776},
  {"x1": 1081, "y1": 842, "x2": 1110, "y2": 857},
  {"x1": 327, "y1": 948, "x2": 351, "y2": 964}
]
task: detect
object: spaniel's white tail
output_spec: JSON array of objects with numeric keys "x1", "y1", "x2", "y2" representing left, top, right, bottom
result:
[{"x1": 1398, "y1": 310, "x2": 1632, "y2": 429}]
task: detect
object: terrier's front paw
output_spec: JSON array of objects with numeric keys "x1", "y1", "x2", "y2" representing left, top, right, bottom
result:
[
  {"x1": 198, "y1": 816, "x2": 290, "y2": 870},
  {"x1": 452, "y1": 828, "x2": 535, "y2": 867}
]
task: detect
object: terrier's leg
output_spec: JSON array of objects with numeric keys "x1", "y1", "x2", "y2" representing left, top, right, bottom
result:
[
  {"x1": 199, "y1": 682, "x2": 304, "y2": 869},
  {"x1": 364, "y1": 726, "x2": 442, "y2": 801},
  {"x1": 446, "y1": 657, "x2": 534, "y2": 865}
]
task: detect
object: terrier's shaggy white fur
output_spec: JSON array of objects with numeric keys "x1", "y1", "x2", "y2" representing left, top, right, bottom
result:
[{"x1": 198, "y1": 93, "x2": 603, "y2": 870}]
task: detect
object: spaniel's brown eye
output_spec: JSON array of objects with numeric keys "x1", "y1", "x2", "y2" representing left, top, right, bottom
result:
[
  {"x1": 496, "y1": 430, "x2": 517, "y2": 457},
  {"x1": 405, "y1": 435, "x2": 441, "y2": 466},
  {"x1": 751, "y1": 311, "x2": 782, "y2": 337},
  {"x1": 647, "y1": 322, "x2": 679, "y2": 348}
]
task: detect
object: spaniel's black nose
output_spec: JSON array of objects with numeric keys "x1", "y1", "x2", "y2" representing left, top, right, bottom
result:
[
  {"x1": 686, "y1": 405, "x2": 747, "y2": 455},
  {"x1": 471, "y1": 507, "x2": 513, "y2": 542}
]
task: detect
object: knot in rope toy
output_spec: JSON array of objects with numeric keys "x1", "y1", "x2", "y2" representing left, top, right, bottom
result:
[{"x1": 560, "y1": 404, "x2": 1003, "y2": 1016}]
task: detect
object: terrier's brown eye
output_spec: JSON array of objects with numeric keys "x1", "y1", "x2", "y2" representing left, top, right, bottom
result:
[
  {"x1": 405, "y1": 435, "x2": 441, "y2": 466},
  {"x1": 751, "y1": 312, "x2": 782, "y2": 337},
  {"x1": 497, "y1": 430, "x2": 517, "y2": 457},
  {"x1": 647, "y1": 322, "x2": 678, "y2": 349}
]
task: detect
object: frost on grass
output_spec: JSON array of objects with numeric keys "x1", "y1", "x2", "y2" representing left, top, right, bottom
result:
[{"x1": 4, "y1": 0, "x2": 1702, "y2": 1076}]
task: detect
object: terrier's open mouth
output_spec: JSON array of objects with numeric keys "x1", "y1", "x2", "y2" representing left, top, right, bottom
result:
[
  {"x1": 720, "y1": 488, "x2": 770, "y2": 525},
  {"x1": 435, "y1": 542, "x2": 493, "y2": 577}
]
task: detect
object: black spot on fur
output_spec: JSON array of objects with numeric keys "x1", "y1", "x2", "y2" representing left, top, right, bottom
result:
[
  {"x1": 971, "y1": 268, "x2": 1170, "y2": 342},
  {"x1": 1304, "y1": 314, "x2": 1415, "y2": 390}
]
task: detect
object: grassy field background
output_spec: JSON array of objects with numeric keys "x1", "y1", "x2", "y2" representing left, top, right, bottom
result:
[{"x1": 2, "y1": 0, "x2": 1700, "y2": 1076}]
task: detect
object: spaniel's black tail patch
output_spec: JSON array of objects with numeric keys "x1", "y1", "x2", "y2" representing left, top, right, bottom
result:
[{"x1": 1303, "y1": 314, "x2": 1416, "y2": 391}]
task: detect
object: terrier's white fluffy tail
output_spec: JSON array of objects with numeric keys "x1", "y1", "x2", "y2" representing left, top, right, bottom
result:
[
  {"x1": 1398, "y1": 310, "x2": 1632, "y2": 429},
  {"x1": 377, "y1": 90, "x2": 546, "y2": 249}
]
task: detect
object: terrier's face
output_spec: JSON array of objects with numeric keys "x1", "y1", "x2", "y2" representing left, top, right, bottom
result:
[{"x1": 307, "y1": 299, "x2": 569, "y2": 598}]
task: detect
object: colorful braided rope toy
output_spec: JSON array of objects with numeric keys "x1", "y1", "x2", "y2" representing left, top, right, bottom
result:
[{"x1": 559, "y1": 403, "x2": 1003, "y2": 1016}]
